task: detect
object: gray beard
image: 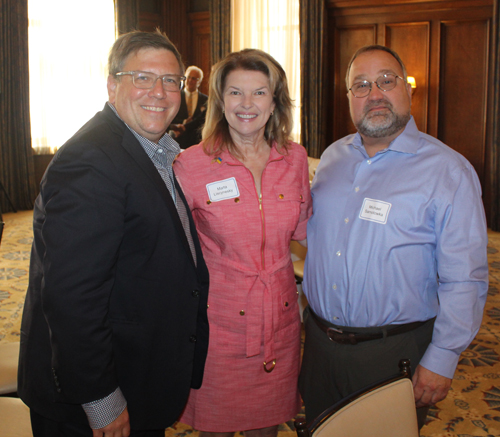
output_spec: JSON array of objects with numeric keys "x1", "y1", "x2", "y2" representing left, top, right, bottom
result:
[{"x1": 356, "y1": 100, "x2": 411, "y2": 138}]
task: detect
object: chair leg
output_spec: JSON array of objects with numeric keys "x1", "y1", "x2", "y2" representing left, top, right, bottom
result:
[{"x1": 294, "y1": 417, "x2": 311, "y2": 437}]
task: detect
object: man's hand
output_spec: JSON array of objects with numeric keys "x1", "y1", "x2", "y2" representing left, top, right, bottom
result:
[
  {"x1": 92, "y1": 407, "x2": 130, "y2": 437},
  {"x1": 412, "y1": 364, "x2": 452, "y2": 407}
]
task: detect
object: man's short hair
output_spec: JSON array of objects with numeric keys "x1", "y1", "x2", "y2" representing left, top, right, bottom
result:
[
  {"x1": 108, "y1": 29, "x2": 184, "y2": 76},
  {"x1": 345, "y1": 45, "x2": 408, "y2": 90}
]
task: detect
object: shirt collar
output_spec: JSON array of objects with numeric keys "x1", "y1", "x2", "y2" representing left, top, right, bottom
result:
[{"x1": 184, "y1": 89, "x2": 198, "y2": 98}]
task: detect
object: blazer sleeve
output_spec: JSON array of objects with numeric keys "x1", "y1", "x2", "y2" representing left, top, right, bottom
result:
[{"x1": 40, "y1": 142, "x2": 125, "y2": 403}]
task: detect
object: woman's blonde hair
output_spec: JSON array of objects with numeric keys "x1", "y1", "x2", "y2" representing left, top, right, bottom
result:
[{"x1": 202, "y1": 49, "x2": 294, "y2": 158}]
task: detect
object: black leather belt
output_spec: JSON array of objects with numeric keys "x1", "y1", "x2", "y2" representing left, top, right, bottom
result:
[{"x1": 310, "y1": 310, "x2": 427, "y2": 345}]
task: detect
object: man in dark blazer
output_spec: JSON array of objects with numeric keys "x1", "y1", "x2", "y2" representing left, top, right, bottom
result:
[
  {"x1": 18, "y1": 30, "x2": 209, "y2": 437},
  {"x1": 169, "y1": 65, "x2": 208, "y2": 149}
]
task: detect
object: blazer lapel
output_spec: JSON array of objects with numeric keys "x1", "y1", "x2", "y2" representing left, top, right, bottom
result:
[{"x1": 120, "y1": 129, "x2": 195, "y2": 266}]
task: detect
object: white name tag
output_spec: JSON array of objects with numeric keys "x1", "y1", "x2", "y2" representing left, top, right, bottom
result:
[
  {"x1": 206, "y1": 177, "x2": 240, "y2": 202},
  {"x1": 359, "y1": 198, "x2": 392, "y2": 224}
]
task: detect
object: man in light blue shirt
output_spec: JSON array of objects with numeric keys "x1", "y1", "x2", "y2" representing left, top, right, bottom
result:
[{"x1": 299, "y1": 45, "x2": 488, "y2": 428}]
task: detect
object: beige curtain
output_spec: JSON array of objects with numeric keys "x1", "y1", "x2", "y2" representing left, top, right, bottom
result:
[
  {"x1": 28, "y1": 0, "x2": 115, "y2": 154},
  {"x1": 231, "y1": 0, "x2": 301, "y2": 143},
  {"x1": 299, "y1": 0, "x2": 326, "y2": 158}
]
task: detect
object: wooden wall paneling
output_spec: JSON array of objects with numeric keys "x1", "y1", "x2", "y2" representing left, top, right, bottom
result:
[
  {"x1": 438, "y1": 19, "x2": 490, "y2": 184},
  {"x1": 386, "y1": 22, "x2": 430, "y2": 132},
  {"x1": 426, "y1": 20, "x2": 442, "y2": 137},
  {"x1": 137, "y1": 0, "x2": 163, "y2": 32},
  {"x1": 136, "y1": 0, "x2": 191, "y2": 67},
  {"x1": 189, "y1": 11, "x2": 211, "y2": 95},
  {"x1": 333, "y1": 25, "x2": 377, "y2": 141},
  {"x1": 329, "y1": 0, "x2": 492, "y2": 19},
  {"x1": 332, "y1": 2, "x2": 493, "y2": 29},
  {"x1": 161, "y1": 1, "x2": 191, "y2": 65}
]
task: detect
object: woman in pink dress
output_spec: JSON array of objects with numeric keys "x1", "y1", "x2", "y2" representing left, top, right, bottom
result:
[{"x1": 174, "y1": 49, "x2": 312, "y2": 437}]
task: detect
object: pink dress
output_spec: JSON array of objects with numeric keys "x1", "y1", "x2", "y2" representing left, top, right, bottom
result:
[{"x1": 174, "y1": 142, "x2": 312, "y2": 432}]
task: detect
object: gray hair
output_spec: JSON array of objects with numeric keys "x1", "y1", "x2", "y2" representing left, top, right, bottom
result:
[{"x1": 345, "y1": 45, "x2": 408, "y2": 90}]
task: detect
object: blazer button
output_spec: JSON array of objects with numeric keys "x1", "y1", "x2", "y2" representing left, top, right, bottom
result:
[
  {"x1": 239, "y1": 310, "x2": 245, "y2": 316},
  {"x1": 189, "y1": 335, "x2": 197, "y2": 343},
  {"x1": 192, "y1": 290, "x2": 200, "y2": 297}
]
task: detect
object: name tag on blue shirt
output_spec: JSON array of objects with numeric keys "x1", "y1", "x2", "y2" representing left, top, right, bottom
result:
[
  {"x1": 206, "y1": 177, "x2": 240, "y2": 202},
  {"x1": 359, "y1": 198, "x2": 392, "y2": 224}
]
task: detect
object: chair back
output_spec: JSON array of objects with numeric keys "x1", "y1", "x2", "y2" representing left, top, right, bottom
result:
[
  {"x1": 0, "y1": 341, "x2": 20, "y2": 394},
  {"x1": 0, "y1": 397, "x2": 33, "y2": 437},
  {"x1": 295, "y1": 359, "x2": 419, "y2": 437},
  {"x1": 314, "y1": 378, "x2": 418, "y2": 437}
]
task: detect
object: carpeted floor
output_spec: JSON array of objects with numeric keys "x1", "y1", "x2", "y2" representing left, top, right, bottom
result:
[{"x1": 2, "y1": 209, "x2": 500, "y2": 436}]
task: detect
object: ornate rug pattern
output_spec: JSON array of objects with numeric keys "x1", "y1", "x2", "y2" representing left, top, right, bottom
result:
[{"x1": 1, "y1": 210, "x2": 500, "y2": 436}]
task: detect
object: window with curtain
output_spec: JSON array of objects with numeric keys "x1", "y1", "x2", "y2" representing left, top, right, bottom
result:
[
  {"x1": 231, "y1": 0, "x2": 301, "y2": 143},
  {"x1": 28, "y1": 0, "x2": 116, "y2": 154}
]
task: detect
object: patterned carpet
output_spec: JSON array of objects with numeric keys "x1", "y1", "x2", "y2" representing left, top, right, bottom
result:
[{"x1": 2, "y1": 209, "x2": 500, "y2": 436}]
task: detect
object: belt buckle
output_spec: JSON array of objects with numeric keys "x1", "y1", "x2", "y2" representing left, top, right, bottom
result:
[
  {"x1": 326, "y1": 326, "x2": 343, "y2": 342},
  {"x1": 326, "y1": 327, "x2": 358, "y2": 345}
]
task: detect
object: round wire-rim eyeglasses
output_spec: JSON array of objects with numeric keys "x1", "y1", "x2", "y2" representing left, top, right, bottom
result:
[{"x1": 349, "y1": 74, "x2": 405, "y2": 98}]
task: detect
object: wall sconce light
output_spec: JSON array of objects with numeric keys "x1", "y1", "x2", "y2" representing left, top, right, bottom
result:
[{"x1": 407, "y1": 76, "x2": 417, "y2": 94}]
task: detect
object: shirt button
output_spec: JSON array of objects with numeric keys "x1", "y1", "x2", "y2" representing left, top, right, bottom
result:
[
  {"x1": 240, "y1": 310, "x2": 245, "y2": 316},
  {"x1": 279, "y1": 194, "x2": 284, "y2": 199},
  {"x1": 206, "y1": 200, "x2": 212, "y2": 205},
  {"x1": 367, "y1": 159, "x2": 371, "y2": 164},
  {"x1": 344, "y1": 218, "x2": 349, "y2": 224},
  {"x1": 355, "y1": 187, "x2": 360, "y2": 192},
  {"x1": 333, "y1": 316, "x2": 339, "y2": 320},
  {"x1": 192, "y1": 290, "x2": 200, "y2": 297},
  {"x1": 234, "y1": 198, "x2": 240, "y2": 203},
  {"x1": 189, "y1": 335, "x2": 197, "y2": 343},
  {"x1": 336, "y1": 251, "x2": 341, "y2": 256},
  {"x1": 158, "y1": 149, "x2": 163, "y2": 153},
  {"x1": 332, "y1": 284, "x2": 337, "y2": 290},
  {"x1": 284, "y1": 301, "x2": 289, "y2": 307}
]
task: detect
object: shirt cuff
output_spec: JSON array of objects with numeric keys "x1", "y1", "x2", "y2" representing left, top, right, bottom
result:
[
  {"x1": 82, "y1": 387, "x2": 127, "y2": 429},
  {"x1": 418, "y1": 343, "x2": 460, "y2": 379}
]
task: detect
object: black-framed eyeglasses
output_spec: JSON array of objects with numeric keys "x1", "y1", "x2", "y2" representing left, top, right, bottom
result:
[
  {"x1": 115, "y1": 71, "x2": 186, "y2": 92},
  {"x1": 349, "y1": 74, "x2": 404, "y2": 98}
]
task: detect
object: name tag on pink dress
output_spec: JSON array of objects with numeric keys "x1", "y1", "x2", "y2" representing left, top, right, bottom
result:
[{"x1": 206, "y1": 177, "x2": 240, "y2": 202}]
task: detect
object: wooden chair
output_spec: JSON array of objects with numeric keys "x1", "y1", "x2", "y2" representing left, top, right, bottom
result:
[
  {"x1": 307, "y1": 157, "x2": 320, "y2": 184},
  {"x1": 0, "y1": 397, "x2": 33, "y2": 436},
  {"x1": 295, "y1": 359, "x2": 419, "y2": 437},
  {"x1": 0, "y1": 341, "x2": 20, "y2": 394},
  {"x1": 290, "y1": 241, "x2": 308, "y2": 321},
  {"x1": 290, "y1": 240, "x2": 307, "y2": 281}
]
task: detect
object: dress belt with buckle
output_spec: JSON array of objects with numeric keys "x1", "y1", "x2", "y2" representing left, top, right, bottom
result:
[{"x1": 310, "y1": 310, "x2": 427, "y2": 345}]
